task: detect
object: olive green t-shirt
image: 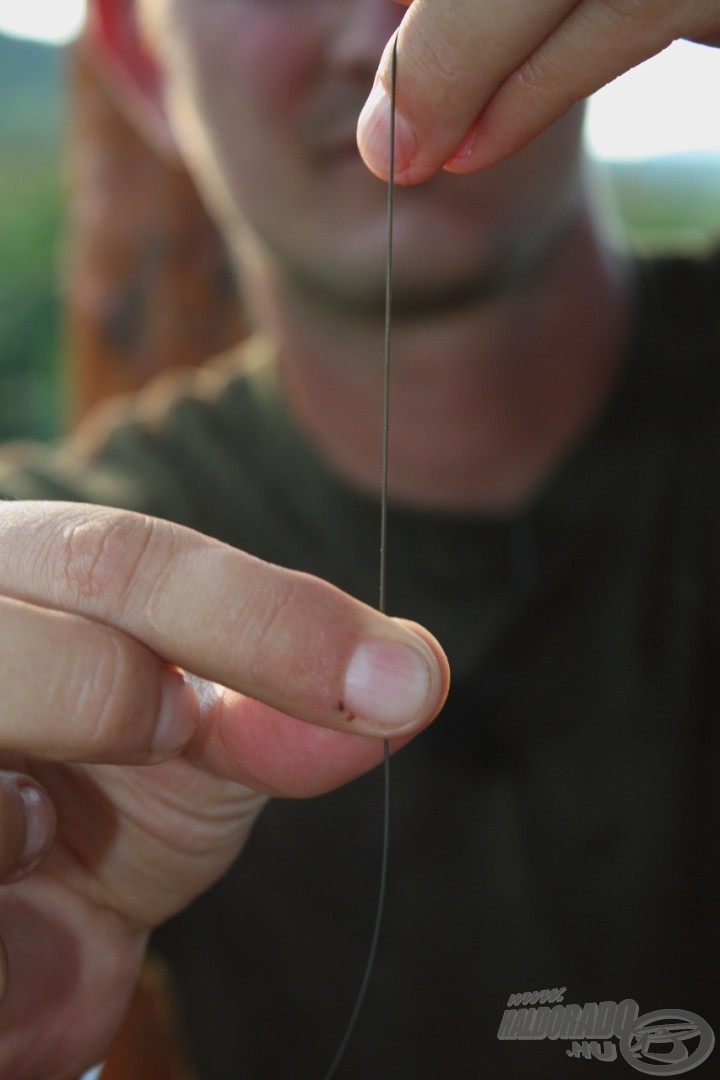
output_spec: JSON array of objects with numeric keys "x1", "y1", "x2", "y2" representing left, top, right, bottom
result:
[{"x1": 2, "y1": 254, "x2": 720, "y2": 1078}]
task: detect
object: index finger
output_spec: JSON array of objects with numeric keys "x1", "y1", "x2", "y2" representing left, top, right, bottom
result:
[{"x1": 0, "y1": 503, "x2": 449, "y2": 738}]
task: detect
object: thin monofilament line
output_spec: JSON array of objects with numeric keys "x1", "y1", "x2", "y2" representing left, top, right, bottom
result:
[
  {"x1": 322, "y1": 35, "x2": 398, "y2": 1080},
  {"x1": 378, "y1": 37, "x2": 397, "y2": 620}
]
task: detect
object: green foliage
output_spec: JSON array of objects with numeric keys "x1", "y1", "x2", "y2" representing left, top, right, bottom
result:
[
  {"x1": 0, "y1": 32, "x2": 65, "y2": 443},
  {"x1": 0, "y1": 164, "x2": 64, "y2": 441},
  {"x1": 598, "y1": 154, "x2": 720, "y2": 254}
]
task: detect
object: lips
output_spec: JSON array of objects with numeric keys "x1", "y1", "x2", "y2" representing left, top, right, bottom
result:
[{"x1": 317, "y1": 140, "x2": 365, "y2": 168}]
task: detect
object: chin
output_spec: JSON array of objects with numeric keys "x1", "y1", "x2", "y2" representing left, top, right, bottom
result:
[{"x1": 322, "y1": 222, "x2": 564, "y2": 315}]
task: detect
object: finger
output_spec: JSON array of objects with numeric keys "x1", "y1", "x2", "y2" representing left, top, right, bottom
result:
[
  {"x1": 0, "y1": 595, "x2": 197, "y2": 763},
  {"x1": 358, "y1": 0, "x2": 719, "y2": 184},
  {"x1": 185, "y1": 621, "x2": 447, "y2": 796},
  {"x1": 358, "y1": 0, "x2": 574, "y2": 183},
  {"x1": 445, "y1": 0, "x2": 698, "y2": 174},
  {"x1": 0, "y1": 503, "x2": 449, "y2": 738},
  {"x1": 0, "y1": 772, "x2": 56, "y2": 884},
  {"x1": 183, "y1": 674, "x2": 416, "y2": 798}
]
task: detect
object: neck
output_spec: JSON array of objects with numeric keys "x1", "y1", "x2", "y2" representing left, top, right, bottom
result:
[{"x1": 246, "y1": 209, "x2": 631, "y2": 512}]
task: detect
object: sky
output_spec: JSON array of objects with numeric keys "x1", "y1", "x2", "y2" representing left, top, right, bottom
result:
[
  {"x1": 0, "y1": 0, "x2": 85, "y2": 47},
  {"x1": 1, "y1": 0, "x2": 719, "y2": 163}
]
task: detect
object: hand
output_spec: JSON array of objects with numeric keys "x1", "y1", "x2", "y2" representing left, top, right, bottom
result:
[
  {"x1": 357, "y1": 0, "x2": 720, "y2": 183},
  {"x1": 0, "y1": 502, "x2": 448, "y2": 1079}
]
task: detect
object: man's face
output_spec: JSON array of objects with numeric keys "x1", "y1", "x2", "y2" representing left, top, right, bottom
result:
[{"x1": 140, "y1": 0, "x2": 586, "y2": 313}]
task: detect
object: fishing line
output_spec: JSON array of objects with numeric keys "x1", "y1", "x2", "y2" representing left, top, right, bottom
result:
[{"x1": 322, "y1": 33, "x2": 398, "y2": 1080}]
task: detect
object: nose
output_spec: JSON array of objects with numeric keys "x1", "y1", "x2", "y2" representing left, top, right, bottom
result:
[{"x1": 327, "y1": 0, "x2": 403, "y2": 78}]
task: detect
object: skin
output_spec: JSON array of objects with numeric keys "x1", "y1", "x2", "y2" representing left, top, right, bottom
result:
[
  {"x1": 0, "y1": 0, "x2": 716, "y2": 1074},
  {"x1": 358, "y1": 0, "x2": 720, "y2": 183},
  {"x1": 138, "y1": 0, "x2": 630, "y2": 510},
  {"x1": 0, "y1": 501, "x2": 447, "y2": 1078}
]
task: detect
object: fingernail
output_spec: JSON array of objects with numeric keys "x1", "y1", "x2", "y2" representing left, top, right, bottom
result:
[
  {"x1": 153, "y1": 667, "x2": 198, "y2": 757},
  {"x1": 18, "y1": 784, "x2": 55, "y2": 869},
  {"x1": 357, "y1": 79, "x2": 416, "y2": 179},
  {"x1": 344, "y1": 638, "x2": 437, "y2": 731},
  {"x1": 444, "y1": 122, "x2": 480, "y2": 172}
]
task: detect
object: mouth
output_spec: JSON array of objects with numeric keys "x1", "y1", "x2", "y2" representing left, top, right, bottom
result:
[{"x1": 303, "y1": 87, "x2": 374, "y2": 171}]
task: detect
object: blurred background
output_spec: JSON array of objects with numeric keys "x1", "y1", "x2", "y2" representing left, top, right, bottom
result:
[
  {"x1": 0, "y1": 13, "x2": 66, "y2": 442},
  {"x1": 1, "y1": 0, "x2": 720, "y2": 444}
]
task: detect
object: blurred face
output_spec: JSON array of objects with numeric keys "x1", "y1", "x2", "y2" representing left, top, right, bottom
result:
[{"x1": 139, "y1": 0, "x2": 586, "y2": 314}]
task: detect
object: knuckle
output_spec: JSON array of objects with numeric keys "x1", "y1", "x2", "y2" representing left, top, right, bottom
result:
[
  {"x1": 594, "y1": 0, "x2": 674, "y2": 29},
  {"x1": 515, "y1": 52, "x2": 557, "y2": 99},
  {"x1": 594, "y1": 0, "x2": 645, "y2": 20},
  {"x1": 53, "y1": 509, "x2": 158, "y2": 616}
]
